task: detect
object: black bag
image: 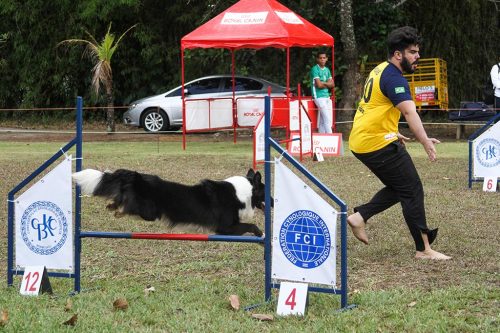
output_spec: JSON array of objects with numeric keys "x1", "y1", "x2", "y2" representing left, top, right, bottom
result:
[
  {"x1": 448, "y1": 101, "x2": 496, "y2": 121},
  {"x1": 483, "y1": 63, "x2": 499, "y2": 105}
]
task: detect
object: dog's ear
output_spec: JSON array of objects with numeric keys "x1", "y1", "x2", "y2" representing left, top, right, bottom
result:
[
  {"x1": 246, "y1": 168, "x2": 255, "y2": 179},
  {"x1": 253, "y1": 171, "x2": 262, "y2": 185}
]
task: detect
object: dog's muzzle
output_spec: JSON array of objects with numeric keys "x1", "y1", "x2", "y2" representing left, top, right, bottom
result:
[{"x1": 257, "y1": 197, "x2": 274, "y2": 210}]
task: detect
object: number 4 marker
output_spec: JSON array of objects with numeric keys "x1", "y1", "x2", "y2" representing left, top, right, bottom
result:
[
  {"x1": 285, "y1": 288, "x2": 297, "y2": 310},
  {"x1": 277, "y1": 282, "x2": 308, "y2": 316},
  {"x1": 20, "y1": 266, "x2": 52, "y2": 296}
]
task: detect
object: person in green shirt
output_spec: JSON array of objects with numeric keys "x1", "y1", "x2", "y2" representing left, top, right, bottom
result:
[{"x1": 310, "y1": 52, "x2": 334, "y2": 133}]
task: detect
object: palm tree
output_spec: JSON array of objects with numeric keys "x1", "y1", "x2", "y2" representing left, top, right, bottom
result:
[{"x1": 59, "y1": 23, "x2": 136, "y2": 132}]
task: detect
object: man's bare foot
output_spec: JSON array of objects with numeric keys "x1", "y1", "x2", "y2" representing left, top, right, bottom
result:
[
  {"x1": 415, "y1": 249, "x2": 451, "y2": 260},
  {"x1": 347, "y1": 212, "x2": 368, "y2": 245}
]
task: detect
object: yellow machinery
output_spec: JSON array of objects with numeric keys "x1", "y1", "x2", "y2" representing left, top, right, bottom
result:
[{"x1": 361, "y1": 58, "x2": 448, "y2": 111}]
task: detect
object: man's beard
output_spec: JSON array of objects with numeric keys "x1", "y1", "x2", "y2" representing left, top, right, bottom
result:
[{"x1": 401, "y1": 57, "x2": 417, "y2": 74}]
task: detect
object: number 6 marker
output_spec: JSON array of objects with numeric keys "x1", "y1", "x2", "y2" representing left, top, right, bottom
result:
[{"x1": 483, "y1": 177, "x2": 498, "y2": 192}]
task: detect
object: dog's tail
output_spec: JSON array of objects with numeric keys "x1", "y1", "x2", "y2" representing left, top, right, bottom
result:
[{"x1": 72, "y1": 169, "x2": 104, "y2": 195}]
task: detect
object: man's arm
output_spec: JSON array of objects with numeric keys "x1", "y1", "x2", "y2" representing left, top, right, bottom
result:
[
  {"x1": 314, "y1": 78, "x2": 334, "y2": 89},
  {"x1": 396, "y1": 100, "x2": 440, "y2": 162}
]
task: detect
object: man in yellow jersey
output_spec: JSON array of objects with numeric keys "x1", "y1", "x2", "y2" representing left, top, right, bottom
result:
[{"x1": 348, "y1": 26, "x2": 451, "y2": 260}]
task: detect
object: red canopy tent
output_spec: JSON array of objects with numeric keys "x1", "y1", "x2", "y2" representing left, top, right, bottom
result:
[{"x1": 180, "y1": 0, "x2": 335, "y2": 147}]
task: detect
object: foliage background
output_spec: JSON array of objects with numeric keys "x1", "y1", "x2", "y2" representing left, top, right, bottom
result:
[{"x1": 0, "y1": 0, "x2": 498, "y2": 114}]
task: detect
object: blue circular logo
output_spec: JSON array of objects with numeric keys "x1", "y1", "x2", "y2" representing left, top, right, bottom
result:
[
  {"x1": 476, "y1": 138, "x2": 500, "y2": 168},
  {"x1": 279, "y1": 210, "x2": 331, "y2": 269},
  {"x1": 20, "y1": 201, "x2": 68, "y2": 255}
]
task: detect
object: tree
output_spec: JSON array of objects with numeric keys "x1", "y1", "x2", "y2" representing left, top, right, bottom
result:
[
  {"x1": 58, "y1": 23, "x2": 136, "y2": 132},
  {"x1": 338, "y1": 0, "x2": 359, "y2": 120},
  {"x1": 0, "y1": 32, "x2": 6, "y2": 68}
]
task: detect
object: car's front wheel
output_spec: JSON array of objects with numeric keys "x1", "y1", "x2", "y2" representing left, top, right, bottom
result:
[{"x1": 141, "y1": 108, "x2": 169, "y2": 132}]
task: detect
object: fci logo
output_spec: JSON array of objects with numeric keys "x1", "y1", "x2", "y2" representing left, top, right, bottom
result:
[
  {"x1": 20, "y1": 201, "x2": 68, "y2": 255},
  {"x1": 279, "y1": 210, "x2": 331, "y2": 269}
]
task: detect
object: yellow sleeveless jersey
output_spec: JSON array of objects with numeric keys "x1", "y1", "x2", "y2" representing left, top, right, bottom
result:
[{"x1": 349, "y1": 61, "x2": 412, "y2": 153}]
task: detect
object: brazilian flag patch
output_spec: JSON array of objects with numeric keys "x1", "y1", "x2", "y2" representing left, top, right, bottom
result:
[{"x1": 395, "y1": 87, "x2": 405, "y2": 94}]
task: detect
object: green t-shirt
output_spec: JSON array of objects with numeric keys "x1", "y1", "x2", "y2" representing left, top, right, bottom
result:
[{"x1": 310, "y1": 64, "x2": 332, "y2": 98}]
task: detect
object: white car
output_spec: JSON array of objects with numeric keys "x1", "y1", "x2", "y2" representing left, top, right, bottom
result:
[{"x1": 124, "y1": 75, "x2": 287, "y2": 132}]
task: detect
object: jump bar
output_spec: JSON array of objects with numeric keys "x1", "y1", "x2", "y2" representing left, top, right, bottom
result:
[{"x1": 80, "y1": 231, "x2": 265, "y2": 243}]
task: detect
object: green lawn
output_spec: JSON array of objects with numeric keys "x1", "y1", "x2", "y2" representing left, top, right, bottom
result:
[{"x1": 0, "y1": 139, "x2": 498, "y2": 332}]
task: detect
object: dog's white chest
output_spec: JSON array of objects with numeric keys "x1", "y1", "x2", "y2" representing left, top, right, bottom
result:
[
  {"x1": 238, "y1": 200, "x2": 255, "y2": 222},
  {"x1": 225, "y1": 176, "x2": 255, "y2": 222}
]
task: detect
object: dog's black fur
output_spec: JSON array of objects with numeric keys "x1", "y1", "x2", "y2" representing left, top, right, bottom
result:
[{"x1": 73, "y1": 168, "x2": 265, "y2": 236}]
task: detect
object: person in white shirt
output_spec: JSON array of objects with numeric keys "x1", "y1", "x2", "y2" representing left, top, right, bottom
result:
[{"x1": 490, "y1": 59, "x2": 500, "y2": 113}]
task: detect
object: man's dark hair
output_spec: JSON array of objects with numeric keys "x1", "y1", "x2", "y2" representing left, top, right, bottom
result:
[
  {"x1": 387, "y1": 26, "x2": 422, "y2": 58},
  {"x1": 316, "y1": 50, "x2": 328, "y2": 58}
]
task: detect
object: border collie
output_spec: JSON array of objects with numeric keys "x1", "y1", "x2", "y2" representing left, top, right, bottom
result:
[{"x1": 72, "y1": 168, "x2": 265, "y2": 236}]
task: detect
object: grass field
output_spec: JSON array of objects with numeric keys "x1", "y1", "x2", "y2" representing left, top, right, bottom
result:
[{"x1": 0, "y1": 137, "x2": 498, "y2": 332}]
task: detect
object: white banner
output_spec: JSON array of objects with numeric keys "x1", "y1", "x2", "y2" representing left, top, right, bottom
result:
[
  {"x1": 254, "y1": 114, "x2": 266, "y2": 162},
  {"x1": 288, "y1": 133, "x2": 343, "y2": 157},
  {"x1": 275, "y1": 11, "x2": 303, "y2": 25},
  {"x1": 289, "y1": 100, "x2": 310, "y2": 132},
  {"x1": 300, "y1": 106, "x2": 312, "y2": 154},
  {"x1": 472, "y1": 120, "x2": 500, "y2": 177},
  {"x1": 185, "y1": 99, "x2": 233, "y2": 130},
  {"x1": 221, "y1": 12, "x2": 268, "y2": 25},
  {"x1": 209, "y1": 99, "x2": 233, "y2": 129},
  {"x1": 272, "y1": 159, "x2": 337, "y2": 286},
  {"x1": 237, "y1": 97, "x2": 266, "y2": 127},
  {"x1": 289, "y1": 100, "x2": 299, "y2": 131},
  {"x1": 15, "y1": 157, "x2": 73, "y2": 271},
  {"x1": 186, "y1": 100, "x2": 209, "y2": 130}
]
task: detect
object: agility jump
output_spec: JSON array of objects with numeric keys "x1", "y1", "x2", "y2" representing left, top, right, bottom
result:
[
  {"x1": 7, "y1": 96, "x2": 350, "y2": 309},
  {"x1": 467, "y1": 113, "x2": 500, "y2": 189}
]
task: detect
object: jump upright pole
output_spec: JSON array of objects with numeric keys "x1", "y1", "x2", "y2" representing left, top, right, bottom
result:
[
  {"x1": 264, "y1": 95, "x2": 273, "y2": 301},
  {"x1": 7, "y1": 96, "x2": 83, "y2": 287},
  {"x1": 263, "y1": 95, "x2": 349, "y2": 309},
  {"x1": 74, "y1": 96, "x2": 83, "y2": 292}
]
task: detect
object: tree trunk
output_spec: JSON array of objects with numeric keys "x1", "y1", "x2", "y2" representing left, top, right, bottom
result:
[
  {"x1": 338, "y1": 0, "x2": 359, "y2": 121},
  {"x1": 106, "y1": 85, "x2": 115, "y2": 133}
]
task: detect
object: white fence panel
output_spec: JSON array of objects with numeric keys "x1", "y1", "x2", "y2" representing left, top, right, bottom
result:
[
  {"x1": 237, "y1": 97, "x2": 266, "y2": 127},
  {"x1": 186, "y1": 99, "x2": 233, "y2": 131}
]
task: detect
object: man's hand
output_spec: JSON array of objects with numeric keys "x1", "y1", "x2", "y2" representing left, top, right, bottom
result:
[
  {"x1": 314, "y1": 78, "x2": 333, "y2": 89},
  {"x1": 422, "y1": 138, "x2": 441, "y2": 162},
  {"x1": 396, "y1": 100, "x2": 440, "y2": 161},
  {"x1": 397, "y1": 133, "x2": 411, "y2": 147},
  {"x1": 326, "y1": 78, "x2": 334, "y2": 89}
]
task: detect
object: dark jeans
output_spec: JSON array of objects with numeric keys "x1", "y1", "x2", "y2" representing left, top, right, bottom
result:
[
  {"x1": 495, "y1": 96, "x2": 500, "y2": 114},
  {"x1": 352, "y1": 142, "x2": 431, "y2": 251}
]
